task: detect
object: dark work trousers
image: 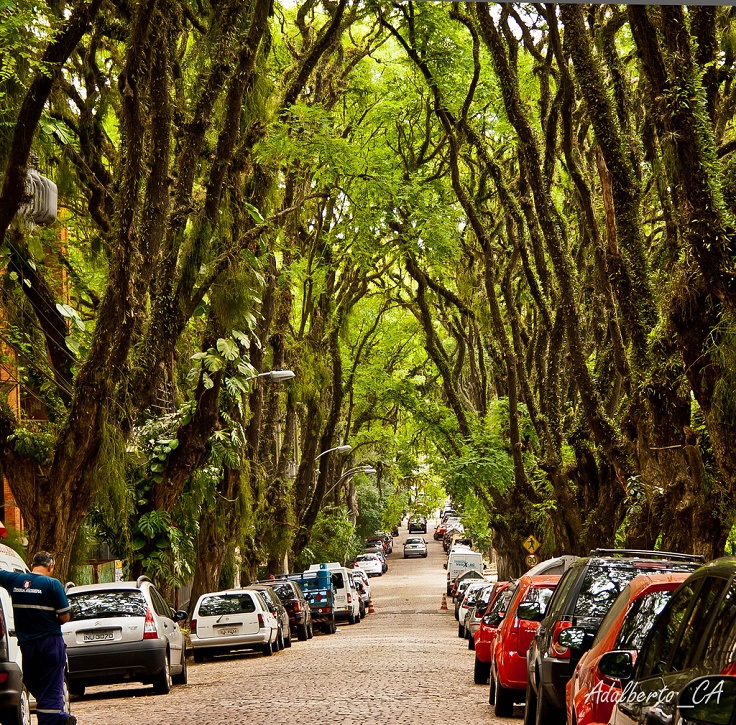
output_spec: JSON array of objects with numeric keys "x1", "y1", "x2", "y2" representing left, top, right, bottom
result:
[{"x1": 21, "y1": 635, "x2": 69, "y2": 725}]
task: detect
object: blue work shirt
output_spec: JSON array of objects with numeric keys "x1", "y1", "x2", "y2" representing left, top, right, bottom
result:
[{"x1": 0, "y1": 570, "x2": 70, "y2": 644}]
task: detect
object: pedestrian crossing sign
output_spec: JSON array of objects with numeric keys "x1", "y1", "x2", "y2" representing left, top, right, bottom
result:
[{"x1": 523, "y1": 535, "x2": 541, "y2": 554}]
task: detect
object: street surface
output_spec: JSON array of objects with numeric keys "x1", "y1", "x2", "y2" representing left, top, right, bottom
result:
[{"x1": 72, "y1": 523, "x2": 518, "y2": 724}]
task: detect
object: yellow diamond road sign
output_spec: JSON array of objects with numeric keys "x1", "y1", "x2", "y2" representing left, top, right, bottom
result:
[{"x1": 523, "y1": 535, "x2": 541, "y2": 554}]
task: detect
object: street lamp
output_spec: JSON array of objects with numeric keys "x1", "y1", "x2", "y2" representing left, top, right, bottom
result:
[
  {"x1": 323, "y1": 465, "x2": 376, "y2": 498},
  {"x1": 253, "y1": 370, "x2": 295, "y2": 382},
  {"x1": 315, "y1": 444, "x2": 352, "y2": 461}
]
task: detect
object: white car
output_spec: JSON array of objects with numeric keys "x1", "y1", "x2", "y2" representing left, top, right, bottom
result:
[
  {"x1": 403, "y1": 537, "x2": 428, "y2": 558},
  {"x1": 190, "y1": 589, "x2": 280, "y2": 661},
  {"x1": 350, "y1": 568, "x2": 371, "y2": 611},
  {"x1": 353, "y1": 554, "x2": 383, "y2": 577},
  {"x1": 64, "y1": 576, "x2": 188, "y2": 696}
]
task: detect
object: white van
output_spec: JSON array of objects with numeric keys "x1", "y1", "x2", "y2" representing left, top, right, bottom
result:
[
  {"x1": 307, "y1": 563, "x2": 361, "y2": 624},
  {"x1": 445, "y1": 549, "x2": 483, "y2": 595}
]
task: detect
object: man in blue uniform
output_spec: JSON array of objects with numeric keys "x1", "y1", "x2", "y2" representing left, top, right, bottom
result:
[{"x1": 0, "y1": 551, "x2": 76, "y2": 724}]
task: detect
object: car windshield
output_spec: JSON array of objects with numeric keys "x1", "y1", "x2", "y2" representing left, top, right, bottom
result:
[
  {"x1": 69, "y1": 590, "x2": 147, "y2": 620},
  {"x1": 198, "y1": 593, "x2": 256, "y2": 616}
]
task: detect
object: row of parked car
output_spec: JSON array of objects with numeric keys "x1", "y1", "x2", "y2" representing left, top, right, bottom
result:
[{"x1": 450, "y1": 545, "x2": 736, "y2": 724}]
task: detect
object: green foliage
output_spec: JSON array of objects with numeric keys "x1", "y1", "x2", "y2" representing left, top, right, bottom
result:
[
  {"x1": 7, "y1": 424, "x2": 55, "y2": 465},
  {"x1": 355, "y1": 478, "x2": 383, "y2": 540},
  {"x1": 292, "y1": 507, "x2": 357, "y2": 571}
]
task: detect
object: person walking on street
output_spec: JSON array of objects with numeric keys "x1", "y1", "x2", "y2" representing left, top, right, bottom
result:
[{"x1": 0, "y1": 551, "x2": 76, "y2": 724}]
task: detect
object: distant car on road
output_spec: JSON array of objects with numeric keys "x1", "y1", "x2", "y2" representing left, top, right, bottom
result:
[
  {"x1": 408, "y1": 518, "x2": 427, "y2": 534},
  {"x1": 403, "y1": 537, "x2": 428, "y2": 558}
]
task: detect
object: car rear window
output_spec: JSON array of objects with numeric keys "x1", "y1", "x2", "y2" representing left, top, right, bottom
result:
[
  {"x1": 198, "y1": 593, "x2": 256, "y2": 616},
  {"x1": 405, "y1": 538, "x2": 423, "y2": 544},
  {"x1": 332, "y1": 573, "x2": 345, "y2": 588},
  {"x1": 69, "y1": 590, "x2": 147, "y2": 620},
  {"x1": 269, "y1": 583, "x2": 294, "y2": 601},
  {"x1": 356, "y1": 555, "x2": 377, "y2": 562}
]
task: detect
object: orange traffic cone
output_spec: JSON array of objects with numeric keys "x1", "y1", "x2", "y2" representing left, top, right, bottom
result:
[
  {"x1": 440, "y1": 593, "x2": 448, "y2": 611},
  {"x1": 368, "y1": 598, "x2": 375, "y2": 614}
]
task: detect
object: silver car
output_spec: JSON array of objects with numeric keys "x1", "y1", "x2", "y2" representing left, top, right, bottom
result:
[
  {"x1": 63, "y1": 576, "x2": 188, "y2": 696},
  {"x1": 190, "y1": 589, "x2": 279, "y2": 661},
  {"x1": 403, "y1": 537, "x2": 428, "y2": 558}
]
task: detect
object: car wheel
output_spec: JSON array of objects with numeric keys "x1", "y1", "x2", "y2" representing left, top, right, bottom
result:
[
  {"x1": 276, "y1": 629, "x2": 284, "y2": 651},
  {"x1": 422, "y1": 553, "x2": 427, "y2": 558},
  {"x1": 172, "y1": 647, "x2": 188, "y2": 685},
  {"x1": 474, "y1": 656, "x2": 490, "y2": 685},
  {"x1": 523, "y1": 683, "x2": 536, "y2": 725},
  {"x1": 153, "y1": 652, "x2": 172, "y2": 695},
  {"x1": 468, "y1": 634, "x2": 475, "y2": 651},
  {"x1": 284, "y1": 630, "x2": 292, "y2": 648},
  {"x1": 458, "y1": 622, "x2": 465, "y2": 638},
  {"x1": 307, "y1": 623, "x2": 314, "y2": 639},
  {"x1": 348, "y1": 611, "x2": 356, "y2": 625},
  {"x1": 297, "y1": 622, "x2": 309, "y2": 641},
  {"x1": 328, "y1": 617, "x2": 337, "y2": 634},
  {"x1": 535, "y1": 685, "x2": 563, "y2": 725},
  {"x1": 2, "y1": 684, "x2": 31, "y2": 725},
  {"x1": 193, "y1": 649, "x2": 205, "y2": 664},
  {"x1": 494, "y1": 674, "x2": 515, "y2": 717},
  {"x1": 262, "y1": 637, "x2": 274, "y2": 657},
  {"x1": 488, "y1": 667, "x2": 496, "y2": 705}
]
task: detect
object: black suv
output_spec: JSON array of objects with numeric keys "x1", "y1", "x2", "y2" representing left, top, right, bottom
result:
[
  {"x1": 258, "y1": 579, "x2": 314, "y2": 641},
  {"x1": 524, "y1": 548, "x2": 704, "y2": 725},
  {"x1": 599, "y1": 557, "x2": 736, "y2": 725}
]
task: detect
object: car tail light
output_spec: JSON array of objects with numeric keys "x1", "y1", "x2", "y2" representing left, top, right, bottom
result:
[
  {"x1": 0, "y1": 673, "x2": 7, "y2": 683},
  {"x1": 293, "y1": 600, "x2": 302, "y2": 613},
  {"x1": 722, "y1": 662, "x2": 736, "y2": 676},
  {"x1": 143, "y1": 609, "x2": 158, "y2": 639},
  {"x1": 347, "y1": 593, "x2": 352, "y2": 604},
  {"x1": 550, "y1": 621, "x2": 572, "y2": 658},
  {"x1": 190, "y1": 619, "x2": 197, "y2": 634},
  {"x1": 258, "y1": 613, "x2": 265, "y2": 628}
]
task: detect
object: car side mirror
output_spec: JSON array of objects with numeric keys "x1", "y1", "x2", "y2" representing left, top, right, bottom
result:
[
  {"x1": 172, "y1": 610, "x2": 188, "y2": 623},
  {"x1": 677, "y1": 675, "x2": 736, "y2": 725},
  {"x1": 517, "y1": 602, "x2": 542, "y2": 622},
  {"x1": 557, "y1": 627, "x2": 587, "y2": 650},
  {"x1": 598, "y1": 650, "x2": 634, "y2": 681}
]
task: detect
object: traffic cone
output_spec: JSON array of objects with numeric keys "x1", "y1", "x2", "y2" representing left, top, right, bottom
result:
[
  {"x1": 368, "y1": 598, "x2": 375, "y2": 614},
  {"x1": 440, "y1": 593, "x2": 448, "y2": 611}
]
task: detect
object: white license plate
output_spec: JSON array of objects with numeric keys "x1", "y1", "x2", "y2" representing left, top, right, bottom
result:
[
  {"x1": 219, "y1": 627, "x2": 238, "y2": 636},
  {"x1": 83, "y1": 631, "x2": 114, "y2": 642}
]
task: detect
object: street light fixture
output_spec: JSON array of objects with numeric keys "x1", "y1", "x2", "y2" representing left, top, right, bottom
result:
[
  {"x1": 315, "y1": 444, "x2": 352, "y2": 461},
  {"x1": 324, "y1": 465, "x2": 377, "y2": 499},
  {"x1": 253, "y1": 370, "x2": 295, "y2": 382}
]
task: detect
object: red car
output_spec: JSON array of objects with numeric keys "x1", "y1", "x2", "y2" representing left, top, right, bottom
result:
[
  {"x1": 490, "y1": 574, "x2": 560, "y2": 717},
  {"x1": 473, "y1": 582, "x2": 512, "y2": 685},
  {"x1": 434, "y1": 524, "x2": 448, "y2": 541},
  {"x1": 565, "y1": 571, "x2": 689, "y2": 725}
]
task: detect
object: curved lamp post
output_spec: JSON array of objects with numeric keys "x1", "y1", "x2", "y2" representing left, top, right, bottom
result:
[
  {"x1": 253, "y1": 370, "x2": 295, "y2": 382},
  {"x1": 315, "y1": 444, "x2": 352, "y2": 461},
  {"x1": 323, "y1": 465, "x2": 376, "y2": 499}
]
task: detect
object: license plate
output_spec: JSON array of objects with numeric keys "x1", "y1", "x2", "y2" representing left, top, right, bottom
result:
[
  {"x1": 219, "y1": 627, "x2": 238, "y2": 636},
  {"x1": 83, "y1": 631, "x2": 114, "y2": 642}
]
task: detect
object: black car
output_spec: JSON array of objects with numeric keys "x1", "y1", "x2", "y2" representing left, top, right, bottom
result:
[
  {"x1": 524, "y1": 548, "x2": 704, "y2": 725},
  {"x1": 598, "y1": 557, "x2": 736, "y2": 725},
  {"x1": 257, "y1": 579, "x2": 314, "y2": 641},
  {"x1": 408, "y1": 518, "x2": 427, "y2": 534},
  {"x1": 249, "y1": 584, "x2": 292, "y2": 649}
]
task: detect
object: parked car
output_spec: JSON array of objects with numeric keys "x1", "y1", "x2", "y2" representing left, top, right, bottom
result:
[
  {"x1": 350, "y1": 567, "x2": 372, "y2": 609},
  {"x1": 598, "y1": 557, "x2": 736, "y2": 725},
  {"x1": 466, "y1": 578, "x2": 498, "y2": 648},
  {"x1": 524, "y1": 549, "x2": 704, "y2": 725},
  {"x1": 190, "y1": 588, "x2": 279, "y2": 661},
  {"x1": 458, "y1": 580, "x2": 492, "y2": 637},
  {"x1": 453, "y1": 569, "x2": 486, "y2": 602},
  {"x1": 446, "y1": 549, "x2": 484, "y2": 596},
  {"x1": 566, "y1": 572, "x2": 689, "y2": 725},
  {"x1": 365, "y1": 536, "x2": 389, "y2": 555},
  {"x1": 372, "y1": 532, "x2": 394, "y2": 554},
  {"x1": 354, "y1": 554, "x2": 383, "y2": 577},
  {"x1": 474, "y1": 582, "x2": 513, "y2": 685},
  {"x1": 258, "y1": 579, "x2": 313, "y2": 641},
  {"x1": 490, "y1": 574, "x2": 560, "y2": 717},
  {"x1": 288, "y1": 569, "x2": 336, "y2": 634},
  {"x1": 403, "y1": 537, "x2": 428, "y2": 559},
  {"x1": 350, "y1": 574, "x2": 369, "y2": 616},
  {"x1": 250, "y1": 584, "x2": 291, "y2": 649},
  {"x1": 434, "y1": 523, "x2": 448, "y2": 541},
  {"x1": 307, "y1": 563, "x2": 361, "y2": 624},
  {"x1": 0, "y1": 544, "x2": 32, "y2": 723},
  {"x1": 64, "y1": 576, "x2": 188, "y2": 695},
  {"x1": 364, "y1": 541, "x2": 384, "y2": 556}
]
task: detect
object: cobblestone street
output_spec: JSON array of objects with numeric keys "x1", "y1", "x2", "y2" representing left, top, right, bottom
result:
[{"x1": 72, "y1": 524, "x2": 517, "y2": 724}]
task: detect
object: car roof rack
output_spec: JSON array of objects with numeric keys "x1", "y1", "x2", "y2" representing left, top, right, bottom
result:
[
  {"x1": 65, "y1": 581, "x2": 75, "y2": 592},
  {"x1": 136, "y1": 575, "x2": 152, "y2": 587},
  {"x1": 589, "y1": 548, "x2": 706, "y2": 564}
]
